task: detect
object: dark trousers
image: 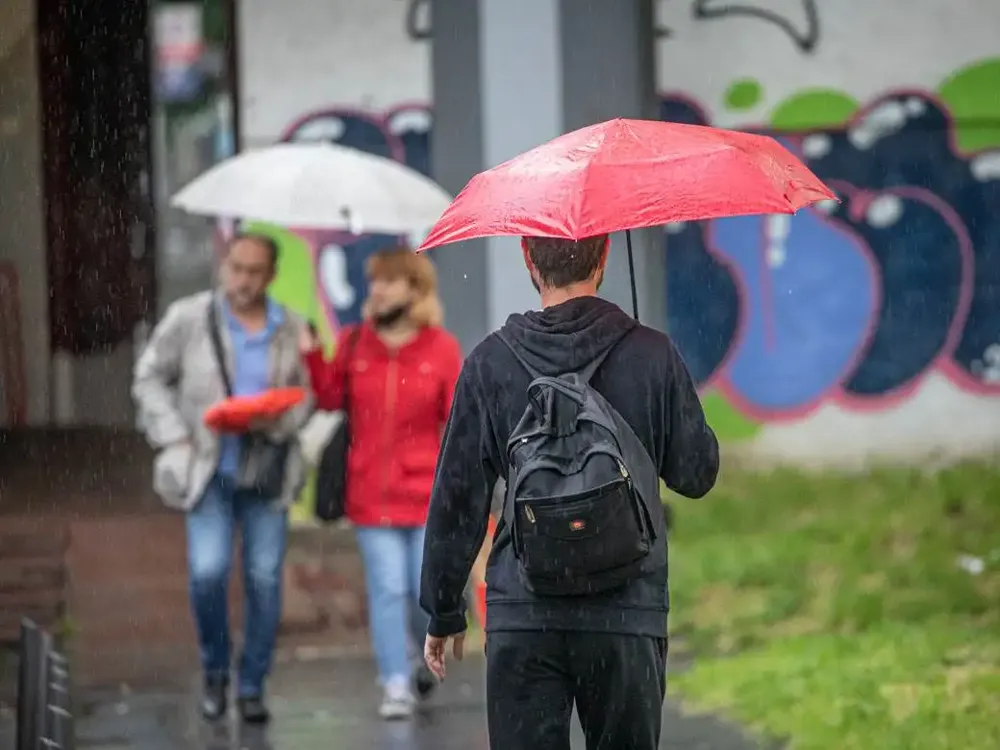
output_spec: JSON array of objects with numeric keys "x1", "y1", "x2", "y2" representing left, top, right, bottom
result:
[{"x1": 486, "y1": 630, "x2": 667, "y2": 750}]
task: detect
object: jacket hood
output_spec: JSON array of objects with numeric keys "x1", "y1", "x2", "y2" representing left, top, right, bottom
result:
[{"x1": 499, "y1": 296, "x2": 637, "y2": 377}]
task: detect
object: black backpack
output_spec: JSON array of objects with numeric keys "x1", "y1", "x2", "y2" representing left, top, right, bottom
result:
[{"x1": 497, "y1": 330, "x2": 663, "y2": 597}]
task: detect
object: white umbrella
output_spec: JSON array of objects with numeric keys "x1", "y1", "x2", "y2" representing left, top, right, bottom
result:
[{"x1": 171, "y1": 142, "x2": 453, "y2": 235}]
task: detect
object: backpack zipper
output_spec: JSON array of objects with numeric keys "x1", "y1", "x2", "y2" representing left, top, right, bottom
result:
[
  {"x1": 518, "y1": 460, "x2": 631, "y2": 526},
  {"x1": 617, "y1": 460, "x2": 633, "y2": 492}
]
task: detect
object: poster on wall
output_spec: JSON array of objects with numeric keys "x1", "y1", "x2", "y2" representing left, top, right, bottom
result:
[{"x1": 153, "y1": 3, "x2": 206, "y2": 104}]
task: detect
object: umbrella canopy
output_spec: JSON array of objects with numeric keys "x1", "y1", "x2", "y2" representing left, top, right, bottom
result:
[
  {"x1": 172, "y1": 142, "x2": 453, "y2": 234},
  {"x1": 417, "y1": 118, "x2": 836, "y2": 251},
  {"x1": 203, "y1": 387, "x2": 307, "y2": 433}
]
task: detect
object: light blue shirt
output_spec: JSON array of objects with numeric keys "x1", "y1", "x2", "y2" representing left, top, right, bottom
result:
[{"x1": 217, "y1": 298, "x2": 285, "y2": 477}]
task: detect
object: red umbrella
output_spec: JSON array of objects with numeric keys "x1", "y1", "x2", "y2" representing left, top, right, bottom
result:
[
  {"x1": 417, "y1": 118, "x2": 836, "y2": 317},
  {"x1": 203, "y1": 387, "x2": 307, "y2": 432}
]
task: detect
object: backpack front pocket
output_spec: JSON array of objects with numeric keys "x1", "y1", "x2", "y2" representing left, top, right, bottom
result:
[{"x1": 514, "y1": 478, "x2": 650, "y2": 593}]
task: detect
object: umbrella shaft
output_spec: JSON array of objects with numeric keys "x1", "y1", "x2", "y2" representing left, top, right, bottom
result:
[{"x1": 625, "y1": 230, "x2": 639, "y2": 321}]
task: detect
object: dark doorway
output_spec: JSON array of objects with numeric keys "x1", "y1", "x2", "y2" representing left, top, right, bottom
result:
[{"x1": 36, "y1": 0, "x2": 156, "y2": 357}]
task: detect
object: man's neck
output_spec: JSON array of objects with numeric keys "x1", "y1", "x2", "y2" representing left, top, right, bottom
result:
[
  {"x1": 228, "y1": 298, "x2": 268, "y2": 331},
  {"x1": 538, "y1": 283, "x2": 599, "y2": 309}
]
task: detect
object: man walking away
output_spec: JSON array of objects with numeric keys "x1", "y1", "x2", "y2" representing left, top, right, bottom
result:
[
  {"x1": 420, "y1": 234, "x2": 719, "y2": 750},
  {"x1": 133, "y1": 233, "x2": 312, "y2": 724}
]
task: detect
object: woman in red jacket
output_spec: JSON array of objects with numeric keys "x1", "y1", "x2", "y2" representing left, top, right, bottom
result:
[{"x1": 301, "y1": 247, "x2": 461, "y2": 720}]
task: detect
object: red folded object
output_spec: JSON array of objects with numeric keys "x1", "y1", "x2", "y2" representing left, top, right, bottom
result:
[{"x1": 203, "y1": 387, "x2": 307, "y2": 432}]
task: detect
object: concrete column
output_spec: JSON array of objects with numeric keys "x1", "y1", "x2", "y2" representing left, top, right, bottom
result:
[{"x1": 431, "y1": 0, "x2": 659, "y2": 351}]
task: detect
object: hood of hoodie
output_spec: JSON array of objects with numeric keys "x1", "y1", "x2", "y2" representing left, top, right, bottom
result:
[{"x1": 499, "y1": 296, "x2": 637, "y2": 377}]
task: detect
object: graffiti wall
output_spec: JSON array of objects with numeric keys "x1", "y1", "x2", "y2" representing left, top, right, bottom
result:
[
  {"x1": 241, "y1": 0, "x2": 1000, "y2": 462},
  {"x1": 657, "y1": 0, "x2": 1000, "y2": 460}
]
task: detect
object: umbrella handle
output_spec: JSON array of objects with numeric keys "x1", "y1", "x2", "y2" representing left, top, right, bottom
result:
[{"x1": 625, "y1": 230, "x2": 639, "y2": 321}]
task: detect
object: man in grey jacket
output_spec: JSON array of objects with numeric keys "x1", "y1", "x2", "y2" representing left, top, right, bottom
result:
[{"x1": 133, "y1": 233, "x2": 312, "y2": 724}]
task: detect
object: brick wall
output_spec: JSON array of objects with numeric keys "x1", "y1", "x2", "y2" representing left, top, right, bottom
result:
[
  {"x1": 64, "y1": 516, "x2": 369, "y2": 688},
  {"x1": 0, "y1": 518, "x2": 69, "y2": 701}
]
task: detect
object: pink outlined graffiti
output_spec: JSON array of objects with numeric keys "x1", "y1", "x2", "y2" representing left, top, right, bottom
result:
[
  {"x1": 660, "y1": 86, "x2": 1000, "y2": 421},
  {"x1": 788, "y1": 87, "x2": 1000, "y2": 399},
  {"x1": 278, "y1": 104, "x2": 435, "y2": 335},
  {"x1": 278, "y1": 88, "x2": 1000, "y2": 420},
  {"x1": 827, "y1": 183, "x2": 976, "y2": 413},
  {"x1": 704, "y1": 206, "x2": 881, "y2": 424}
]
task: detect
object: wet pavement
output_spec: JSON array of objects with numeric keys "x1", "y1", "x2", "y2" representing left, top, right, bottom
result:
[{"x1": 0, "y1": 655, "x2": 760, "y2": 749}]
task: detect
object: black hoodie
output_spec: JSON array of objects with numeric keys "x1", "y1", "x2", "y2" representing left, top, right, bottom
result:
[{"x1": 420, "y1": 296, "x2": 719, "y2": 638}]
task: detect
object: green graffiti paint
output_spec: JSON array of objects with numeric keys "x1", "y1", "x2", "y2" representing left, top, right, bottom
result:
[
  {"x1": 769, "y1": 89, "x2": 859, "y2": 131},
  {"x1": 701, "y1": 391, "x2": 760, "y2": 441},
  {"x1": 938, "y1": 58, "x2": 1000, "y2": 153},
  {"x1": 724, "y1": 79, "x2": 764, "y2": 112}
]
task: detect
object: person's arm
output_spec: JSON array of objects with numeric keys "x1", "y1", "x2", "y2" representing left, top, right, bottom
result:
[
  {"x1": 660, "y1": 339, "x2": 720, "y2": 498},
  {"x1": 132, "y1": 301, "x2": 191, "y2": 449},
  {"x1": 302, "y1": 327, "x2": 354, "y2": 412},
  {"x1": 420, "y1": 360, "x2": 500, "y2": 637},
  {"x1": 262, "y1": 328, "x2": 315, "y2": 442}
]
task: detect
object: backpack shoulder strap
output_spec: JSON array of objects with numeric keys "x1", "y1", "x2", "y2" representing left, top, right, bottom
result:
[
  {"x1": 206, "y1": 298, "x2": 234, "y2": 397},
  {"x1": 495, "y1": 330, "x2": 543, "y2": 380}
]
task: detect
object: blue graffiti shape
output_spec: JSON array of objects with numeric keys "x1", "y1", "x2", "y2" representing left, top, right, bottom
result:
[
  {"x1": 660, "y1": 96, "x2": 741, "y2": 386},
  {"x1": 820, "y1": 190, "x2": 969, "y2": 397},
  {"x1": 285, "y1": 112, "x2": 395, "y2": 160},
  {"x1": 318, "y1": 233, "x2": 401, "y2": 326},
  {"x1": 664, "y1": 222, "x2": 741, "y2": 386},
  {"x1": 801, "y1": 93, "x2": 1000, "y2": 386},
  {"x1": 389, "y1": 107, "x2": 433, "y2": 176},
  {"x1": 710, "y1": 211, "x2": 875, "y2": 413},
  {"x1": 659, "y1": 97, "x2": 708, "y2": 127},
  {"x1": 949, "y1": 152, "x2": 1000, "y2": 383}
]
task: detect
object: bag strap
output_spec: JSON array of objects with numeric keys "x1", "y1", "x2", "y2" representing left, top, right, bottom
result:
[
  {"x1": 207, "y1": 299, "x2": 234, "y2": 397},
  {"x1": 340, "y1": 325, "x2": 363, "y2": 415}
]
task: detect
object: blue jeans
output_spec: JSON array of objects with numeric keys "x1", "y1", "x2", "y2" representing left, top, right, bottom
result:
[
  {"x1": 355, "y1": 526, "x2": 430, "y2": 685},
  {"x1": 186, "y1": 475, "x2": 289, "y2": 697}
]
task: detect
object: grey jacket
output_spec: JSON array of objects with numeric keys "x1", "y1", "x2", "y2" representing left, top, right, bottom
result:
[{"x1": 132, "y1": 290, "x2": 313, "y2": 511}]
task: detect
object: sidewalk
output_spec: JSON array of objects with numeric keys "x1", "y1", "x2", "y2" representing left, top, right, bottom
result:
[{"x1": 0, "y1": 655, "x2": 761, "y2": 749}]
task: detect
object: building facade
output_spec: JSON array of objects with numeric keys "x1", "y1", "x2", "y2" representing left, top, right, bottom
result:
[
  {"x1": 237, "y1": 0, "x2": 1000, "y2": 464},
  {"x1": 2, "y1": 0, "x2": 999, "y2": 464}
]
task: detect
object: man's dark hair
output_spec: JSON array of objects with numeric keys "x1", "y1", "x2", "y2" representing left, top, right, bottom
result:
[
  {"x1": 523, "y1": 234, "x2": 608, "y2": 288},
  {"x1": 229, "y1": 232, "x2": 280, "y2": 270}
]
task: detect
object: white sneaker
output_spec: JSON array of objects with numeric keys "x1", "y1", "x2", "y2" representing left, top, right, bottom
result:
[{"x1": 378, "y1": 679, "x2": 416, "y2": 720}]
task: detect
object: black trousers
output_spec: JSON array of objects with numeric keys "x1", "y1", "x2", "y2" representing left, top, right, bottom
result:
[{"x1": 485, "y1": 630, "x2": 667, "y2": 750}]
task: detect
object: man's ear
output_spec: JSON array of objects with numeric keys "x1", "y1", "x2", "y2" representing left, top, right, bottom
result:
[{"x1": 521, "y1": 239, "x2": 533, "y2": 271}]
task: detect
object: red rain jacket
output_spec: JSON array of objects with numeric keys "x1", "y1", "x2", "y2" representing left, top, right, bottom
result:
[{"x1": 304, "y1": 324, "x2": 462, "y2": 528}]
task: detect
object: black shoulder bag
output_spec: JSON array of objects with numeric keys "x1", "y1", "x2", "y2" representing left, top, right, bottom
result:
[
  {"x1": 207, "y1": 301, "x2": 291, "y2": 498},
  {"x1": 314, "y1": 325, "x2": 362, "y2": 522}
]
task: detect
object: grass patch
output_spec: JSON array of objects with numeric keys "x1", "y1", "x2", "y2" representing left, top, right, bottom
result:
[{"x1": 666, "y1": 462, "x2": 1000, "y2": 749}]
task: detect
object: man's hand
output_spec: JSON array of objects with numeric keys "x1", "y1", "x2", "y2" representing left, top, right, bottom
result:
[{"x1": 424, "y1": 632, "x2": 465, "y2": 680}]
